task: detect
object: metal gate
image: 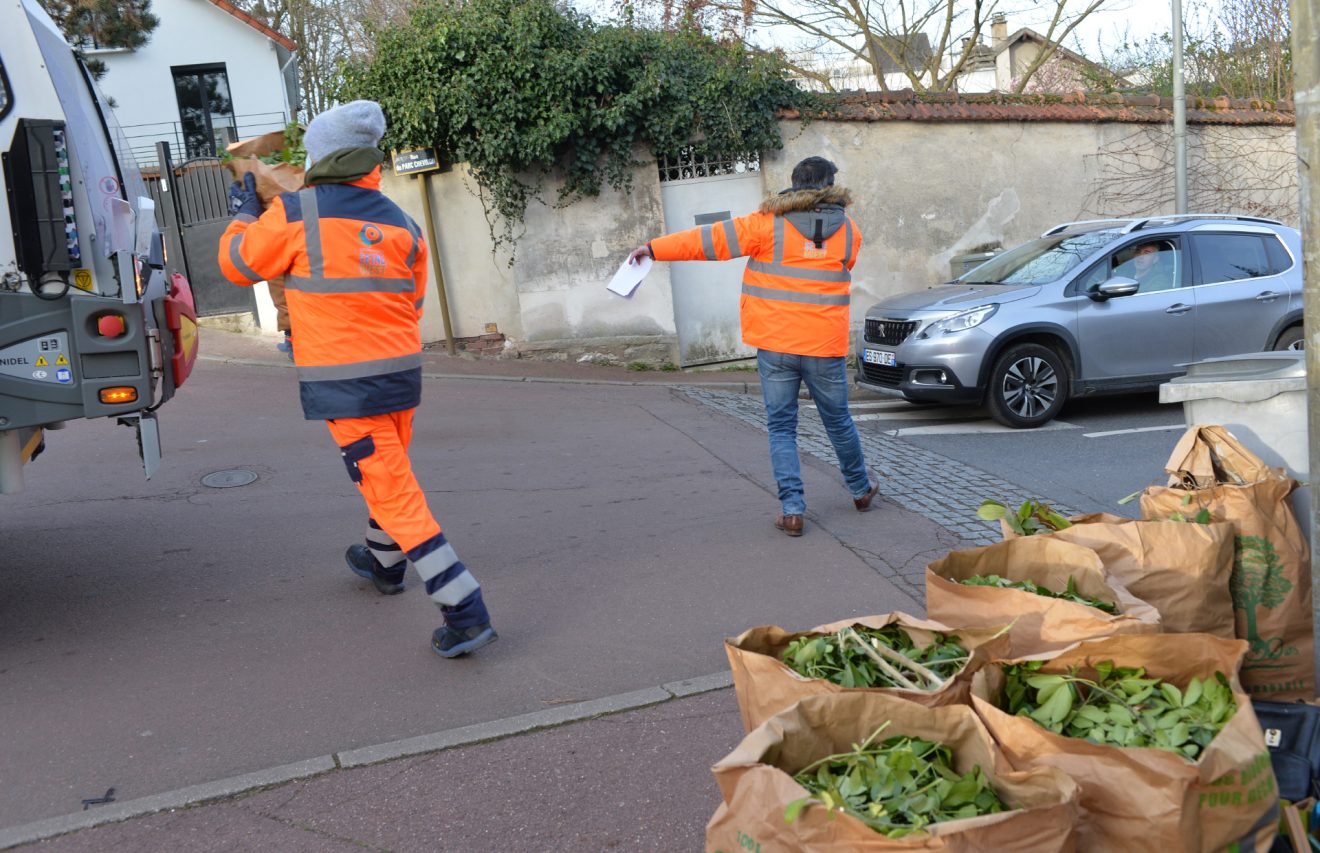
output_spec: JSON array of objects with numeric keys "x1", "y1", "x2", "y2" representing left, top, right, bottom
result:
[
  {"x1": 657, "y1": 148, "x2": 763, "y2": 366},
  {"x1": 144, "y1": 143, "x2": 257, "y2": 317}
]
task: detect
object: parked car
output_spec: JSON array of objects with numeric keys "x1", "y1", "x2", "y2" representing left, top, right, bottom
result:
[{"x1": 855, "y1": 214, "x2": 1303, "y2": 428}]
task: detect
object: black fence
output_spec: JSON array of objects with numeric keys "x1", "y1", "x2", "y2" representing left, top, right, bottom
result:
[{"x1": 143, "y1": 144, "x2": 257, "y2": 318}]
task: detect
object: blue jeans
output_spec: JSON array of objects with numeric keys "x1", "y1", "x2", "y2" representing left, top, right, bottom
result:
[{"x1": 757, "y1": 349, "x2": 871, "y2": 516}]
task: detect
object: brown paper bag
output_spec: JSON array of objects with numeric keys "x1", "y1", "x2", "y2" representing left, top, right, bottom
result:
[
  {"x1": 726, "y1": 613, "x2": 1011, "y2": 732},
  {"x1": 223, "y1": 157, "x2": 304, "y2": 205},
  {"x1": 1140, "y1": 425, "x2": 1314, "y2": 700},
  {"x1": 706, "y1": 693, "x2": 1079, "y2": 852},
  {"x1": 926, "y1": 536, "x2": 1161, "y2": 656},
  {"x1": 1162, "y1": 424, "x2": 1277, "y2": 488},
  {"x1": 1002, "y1": 513, "x2": 1236, "y2": 638},
  {"x1": 971, "y1": 634, "x2": 1279, "y2": 852},
  {"x1": 224, "y1": 128, "x2": 304, "y2": 205}
]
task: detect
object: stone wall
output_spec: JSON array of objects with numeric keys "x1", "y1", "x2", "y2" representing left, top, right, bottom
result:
[{"x1": 377, "y1": 94, "x2": 1297, "y2": 361}]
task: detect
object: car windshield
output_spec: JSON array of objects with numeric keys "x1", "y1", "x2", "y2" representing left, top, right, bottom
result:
[{"x1": 963, "y1": 230, "x2": 1120, "y2": 285}]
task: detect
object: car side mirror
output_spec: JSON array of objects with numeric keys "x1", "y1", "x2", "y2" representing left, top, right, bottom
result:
[{"x1": 1089, "y1": 276, "x2": 1140, "y2": 301}]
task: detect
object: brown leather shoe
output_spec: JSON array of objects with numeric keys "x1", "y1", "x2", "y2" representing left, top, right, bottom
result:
[
  {"x1": 853, "y1": 481, "x2": 880, "y2": 512},
  {"x1": 774, "y1": 514, "x2": 804, "y2": 537}
]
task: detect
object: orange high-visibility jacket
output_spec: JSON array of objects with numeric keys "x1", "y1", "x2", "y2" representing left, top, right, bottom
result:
[
  {"x1": 218, "y1": 168, "x2": 428, "y2": 420},
  {"x1": 649, "y1": 186, "x2": 862, "y2": 358}
]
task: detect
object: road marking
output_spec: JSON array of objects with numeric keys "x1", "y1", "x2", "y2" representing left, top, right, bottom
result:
[
  {"x1": 883, "y1": 420, "x2": 1079, "y2": 436},
  {"x1": 811, "y1": 399, "x2": 934, "y2": 411},
  {"x1": 1083, "y1": 424, "x2": 1186, "y2": 439},
  {"x1": 855, "y1": 408, "x2": 986, "y2": 422}
]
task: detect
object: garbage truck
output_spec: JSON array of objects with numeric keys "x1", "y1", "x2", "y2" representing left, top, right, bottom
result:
[{"x1": 0, "y1": 0, "x2": 198, "y2": 494}]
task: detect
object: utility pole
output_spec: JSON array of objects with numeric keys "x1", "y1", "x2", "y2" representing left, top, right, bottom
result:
[
  {"x1": 1291, "y1": 0, "x2": 1320, "y2": 680},
  {"x1": 1172, "y1": 0, "x2": 1188, "y2": 214}
]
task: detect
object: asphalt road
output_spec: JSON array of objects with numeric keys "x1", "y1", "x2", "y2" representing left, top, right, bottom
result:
[
  {"x1": 1, "y1": 357, "x2": 944, "y2": 834},
  {"x1": 847, "y1": 388, "x2": 1193, "y2": 519}
]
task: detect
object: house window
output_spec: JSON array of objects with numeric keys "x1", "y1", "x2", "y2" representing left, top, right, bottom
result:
[{"x1": 172, "y1": 64, "x2": 237, "y2": 159}]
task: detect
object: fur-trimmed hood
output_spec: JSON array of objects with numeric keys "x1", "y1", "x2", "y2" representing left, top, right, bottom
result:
[{"x1": 759, "y1": 185, "x2": 853, "y2": 215}]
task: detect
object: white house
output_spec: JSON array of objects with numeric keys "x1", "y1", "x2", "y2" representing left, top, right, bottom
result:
[{"x1": 89, "y1": 0, "x2": 298, "y2": 167}]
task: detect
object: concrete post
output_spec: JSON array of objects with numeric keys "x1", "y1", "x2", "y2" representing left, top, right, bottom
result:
[{"x1": 1290, "y1": 0, "x2": 1320, "y2": 680}]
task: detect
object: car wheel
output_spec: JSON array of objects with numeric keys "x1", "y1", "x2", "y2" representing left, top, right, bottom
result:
[
  {"x1": 986, "y1": 343, "x2": 1068, "y2": 429},
  {"x1": 1273, "y1": 325, "x2": 1304, "y2": 352}
]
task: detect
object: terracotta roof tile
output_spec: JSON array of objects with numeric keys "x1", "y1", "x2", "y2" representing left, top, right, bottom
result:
[{"x1": 792, "y1": 90, "x2": 1294, "y2": 126}]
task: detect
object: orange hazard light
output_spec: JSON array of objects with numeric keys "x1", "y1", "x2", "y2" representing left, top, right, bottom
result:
[{"x1": 99, "y1": 386, "x2": 138, "y2": 404}]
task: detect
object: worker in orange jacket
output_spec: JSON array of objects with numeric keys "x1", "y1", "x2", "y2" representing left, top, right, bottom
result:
[
  {"x1": 218, "y1": 100, "x2": 497, "y2": 658},
  {"x1": 628, "y1": 157, "x2": 878, "y2": 537}
]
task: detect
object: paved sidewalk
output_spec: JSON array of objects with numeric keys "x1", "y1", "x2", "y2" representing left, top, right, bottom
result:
[{"x1": 18, "y1": 687, "x2": 743, "y2": 852}]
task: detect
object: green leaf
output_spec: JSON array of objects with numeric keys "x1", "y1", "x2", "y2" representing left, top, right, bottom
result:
[
  {"x1": 784, "y1": 797, "x2": 811, "y2": 824},
  {"x1": 1183, "y1": 677, "x2": 1203, "y2": 707},
  {"x1": 976, "y1": 500, "x2": 1009, "y2": 521}
]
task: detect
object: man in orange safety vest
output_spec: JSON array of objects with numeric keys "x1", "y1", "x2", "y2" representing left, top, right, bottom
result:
[
  {"x1": 218, "y1": 100, "x2": 497, "y2": 658},
  {"x1": 628, "y1": 157, "x2": 878, "y2": 537}
]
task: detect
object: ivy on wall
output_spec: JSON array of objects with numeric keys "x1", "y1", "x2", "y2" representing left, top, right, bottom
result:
[{"x1": 338, "y1": 0, "x2": 807, "y2": 254}]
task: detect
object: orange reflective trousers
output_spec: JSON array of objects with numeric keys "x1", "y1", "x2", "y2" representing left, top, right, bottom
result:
[{"x1": 326, "y1": 410, "x2": 487, "y2": 629}]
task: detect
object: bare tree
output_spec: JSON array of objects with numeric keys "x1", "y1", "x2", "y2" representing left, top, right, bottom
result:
[
  {"x1": 236, "y1": 0, "x2": 412, "y2": 119},
  {"x1": 1087, "y1": 0, "x2": 1290, "y2": 101},
  {"x1": 639, "y1": 0, "x2": 1111, "y2": 93}
]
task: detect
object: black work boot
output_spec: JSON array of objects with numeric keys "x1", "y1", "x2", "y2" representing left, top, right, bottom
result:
[{"x1": 345, "y1": 545, "x2": 406, "y2": 595}]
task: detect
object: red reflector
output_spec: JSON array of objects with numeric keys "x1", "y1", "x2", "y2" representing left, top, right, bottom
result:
[
  {"x1": 99, "y1": 386, "x2": 138, "y2": 404},
  {"x1": 97, "y1": 314, "x2": 126, "y2": 337}
]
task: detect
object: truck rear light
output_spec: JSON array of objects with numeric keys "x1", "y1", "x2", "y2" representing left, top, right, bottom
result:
[
  {"x1": 164, "y1": 273, "x2": 198, "y2": 388},
  {"x1": 99, "y1": 387, "x2": 138, "y2": 404},
  {"x1": 96, "y1": 314, "x2": 126, "y2": 337}
]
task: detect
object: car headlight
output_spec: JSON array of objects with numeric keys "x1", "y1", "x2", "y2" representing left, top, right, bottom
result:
[{"x1": 919, "y1": 304, "x2": 998, "y2": 337}]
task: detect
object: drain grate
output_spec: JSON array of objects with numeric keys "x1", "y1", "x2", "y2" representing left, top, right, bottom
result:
[{"x1": 201, "y1": 469, "x2": 258, "y2": 488}]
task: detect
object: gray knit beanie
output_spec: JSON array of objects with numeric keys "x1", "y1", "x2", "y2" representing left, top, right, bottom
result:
[{"x1": 303, "y1": 100, "x2": 386, "y2": 164}]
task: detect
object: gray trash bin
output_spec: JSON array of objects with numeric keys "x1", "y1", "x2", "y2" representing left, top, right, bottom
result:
[{"x1": 1159, "y1": 351, "x2": 1309, "y2": 530}]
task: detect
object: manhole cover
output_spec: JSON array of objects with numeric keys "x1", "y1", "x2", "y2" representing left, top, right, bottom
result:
[{"x1": 201, "y1": 469, "x2": 258, "y2": 488}]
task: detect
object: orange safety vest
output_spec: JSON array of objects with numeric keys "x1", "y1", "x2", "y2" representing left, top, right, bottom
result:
[
  {"x1": 218, "y1": 168, "x2": 429, "y2": 420},
  {"x1": 649, "y1": 186, "x2": 862, "y2": 358}
]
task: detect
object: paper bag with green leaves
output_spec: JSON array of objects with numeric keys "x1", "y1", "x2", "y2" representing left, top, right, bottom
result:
[
  {"x1": 1139, "y1": 425, "x2": 1313, "y2": 700},
  {"x1": 223, "y1": 126, "x2": 305, "y2": 205},
  {"x1": 706, "y1": 692, "x2": 1079, "y2": 852},
  {"x1": 999, "y1": 512, "x2": 1236, "y2": 638},
  {"x1": 971, "y1": 634, "x2": 1278, "y2": 852},
  {"x1": 926, "y1": 536, "x2": 1161, "y2": 657},
  {"x1": 725, "y1": 613, "x2": 1011, "y2": 732}
]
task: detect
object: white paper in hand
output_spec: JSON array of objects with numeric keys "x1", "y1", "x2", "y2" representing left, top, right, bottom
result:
[{"x1": 607, "y1": 255, "x2": 652, "y2": 298}]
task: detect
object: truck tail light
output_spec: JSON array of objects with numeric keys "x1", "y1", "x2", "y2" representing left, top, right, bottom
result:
[
  {"x1": 99, "y1": 387, "x2": 138, "y2": 404},
  {"x1": 164, "y1": 273, "x2": 198, "y2": 388}
]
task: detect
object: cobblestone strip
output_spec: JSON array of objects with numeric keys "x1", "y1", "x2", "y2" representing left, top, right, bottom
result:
[{"x1": 681, "y1": 387, "x2": 1082, "y2": 550}]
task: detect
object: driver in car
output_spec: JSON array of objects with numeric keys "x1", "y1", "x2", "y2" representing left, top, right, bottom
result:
[{"x1": 1118, "y1": 241, "x2": 1177, "y2": 292}]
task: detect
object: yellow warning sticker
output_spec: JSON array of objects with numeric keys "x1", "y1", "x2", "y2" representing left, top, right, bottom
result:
[
  {"x1": 55, "y1": 354, "x2": 69, "y2": 366},
  {"x1": 35, "y1": 356, "x2": 48, "y2": 367},
  {"x1": 72, "y1": 269, "x2": 94, "y2": 292}
]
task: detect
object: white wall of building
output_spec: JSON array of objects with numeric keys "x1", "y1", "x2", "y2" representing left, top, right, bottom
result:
[{"x1": 92, "y1": 0, "x2": 292, "y2": 163}]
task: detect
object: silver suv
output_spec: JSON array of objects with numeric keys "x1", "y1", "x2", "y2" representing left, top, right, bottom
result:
[{"x1": 856, "y1": 215, "x2": 1303, "y2": 428}]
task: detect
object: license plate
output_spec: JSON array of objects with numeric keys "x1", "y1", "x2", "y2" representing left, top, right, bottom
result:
[{"x1": 864, "y1": 349, "x2": 897, "y2": 367}]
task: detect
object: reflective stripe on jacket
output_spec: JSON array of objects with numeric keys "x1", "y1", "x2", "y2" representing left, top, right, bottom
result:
[
  {"x1": 648, "y1": 186, "x2": 862, "y2": 358},
  {"x1": 218, "y1": 168, "x2": 429, "y2": 420}
]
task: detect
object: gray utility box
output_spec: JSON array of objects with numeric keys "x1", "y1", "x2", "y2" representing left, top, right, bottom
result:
[{"x1": 1159, "y1": 351, "x2": 1309, "y2": 531}]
